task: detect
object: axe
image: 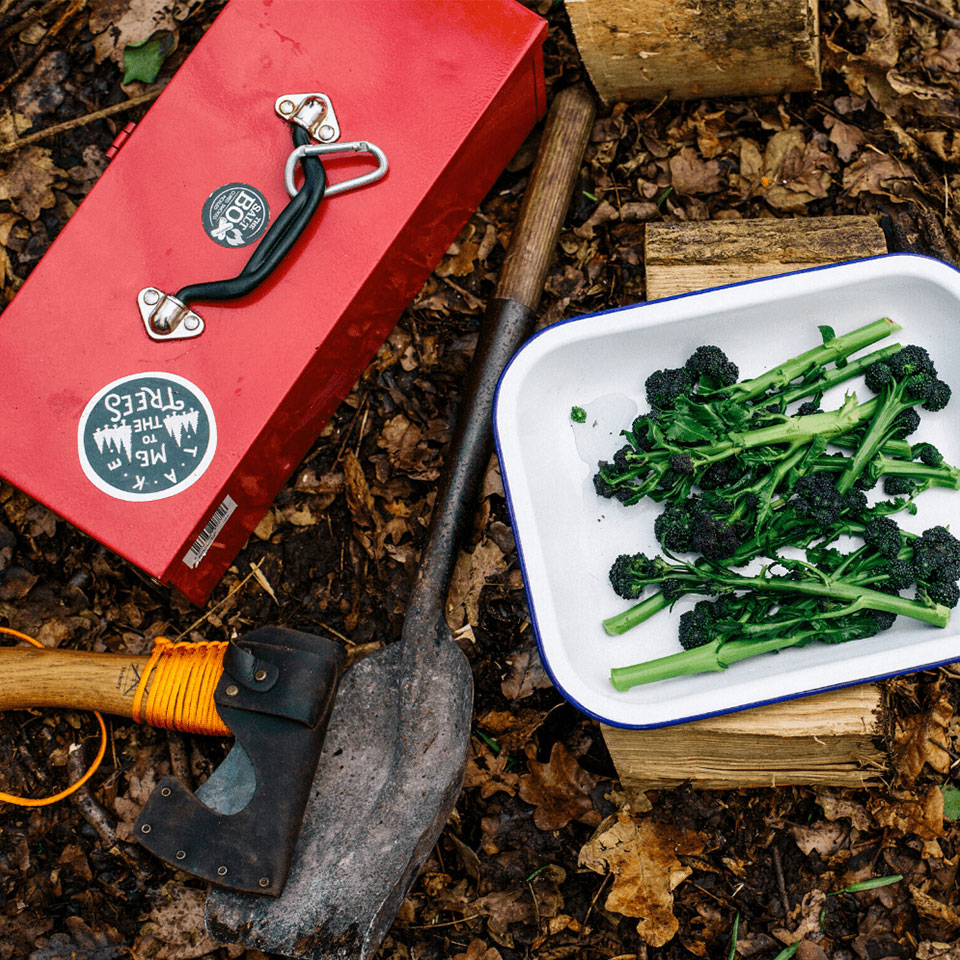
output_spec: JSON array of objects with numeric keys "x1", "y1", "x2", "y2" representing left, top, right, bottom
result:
[{"x1": 0, "y1": 626, "x2": 344, "y2": 896}]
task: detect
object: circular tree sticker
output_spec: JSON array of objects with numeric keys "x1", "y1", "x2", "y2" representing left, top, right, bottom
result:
[
  {"x1": 201, "y1": 182, "x2": 270, "y2": 247},
  {"x1": 78, "y1": 372, "x2": 217, "y2": 502}
]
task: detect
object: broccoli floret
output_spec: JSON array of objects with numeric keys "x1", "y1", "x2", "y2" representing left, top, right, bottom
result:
[
  {"x1": 864, "y1": 361, "x2": 894, "y2": 394},
  {"x1": 654, "y1": 500, "x2": 700, "y2": 552},
  {"x1": 645, "y1": 366, "x2": 694, "y2": 410},
  {"x1": 593, "y1": 469, "x2": 617, "y2": 499},
  {"x1": 883, "y1": 476, "x2": 916, "y2": 497},
  {"x1": 699, "y1": 458, "x2": 747, "y2": 490},
  {"x1": 691, "y1": 515, "x2": 744, "y2": 560},
  {"x1": 797, "y1": 401, "x2": 822, "y2": 417},
  {"x1": 884, "y1": 558, "x2": 916, "y2": 590},
  {"x1": 570, "y1": 406, "x2": 587, "y2": 423},
  {"x1": 609, "y1": 553, "x2": 656, "y2": 599},
  {"x1": 661, "y1": 579, "x2": 687, "y2": 602},
  {"x1": 863, "y1": 516, "x2": 902, "y2": 558},
  {"x1": 921, "y1": 379, "x2": 952, "y2": 412},
  {"x1": 669, "y1": 453, "x2": 694, "y2": 475},
  {"x1": 841, "y1": 488, "x2": 868, "y2": 516},
  {"x1": 913, "y1": 526, "x2": 960, "y2": 584},
  {"x1": 891, "y1": 408, "x2": 921, "y2": 439},
  {"x1": 792, "y1": 474, "x2": 842, "y2": 529},
  {"x1": 684, "y1": 345, "x2": 739, "y2": 388},
  {"x1": 677, "y1": 599, "x2": 730, "y2": 650},
  {"x1": 912, "y1": 442, "x2": 944, "y2": 467},
  {"x1": 888, "y1": 345, "x2": 936, "y2": 380},
  {"x1": 924, "y1": 580, "x2": 960, "y2": 609}
]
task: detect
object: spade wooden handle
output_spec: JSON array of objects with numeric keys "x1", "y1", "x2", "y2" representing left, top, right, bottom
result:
[{"x1": 0, "y1": 646, "x2": 151, "y2": 717}]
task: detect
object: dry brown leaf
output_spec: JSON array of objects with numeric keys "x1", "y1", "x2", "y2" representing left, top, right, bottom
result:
[
  {"x1": 28, "y1": 917, "x2": 124, "y2": 960},
  {"x1": 668, "y1": 146, "x2": 721, "y2": 196},
  {"x1": 89, "y1": 0, "x2": 196, "y2": 65},
  {"x1": 478, "y1": 708, "x2": 547, "y2": 754},
  {"x1": 132, "y1": 882, "x2": 220, "y2": 959},
  {"x1": 574, "y1": 199, "x2": 619, "y2": 239},
  {"x1": 921, "y1": 131, "x2": 960, "y2": 163},
  {"x1": 519, "y1": 741, "x2": 600, "y2": 831},
  {"x1": 919, "y1": 942, "x2": 960, "y2": 959},
  {"x1": 0, "y1": 146, "x2": 65, "y2": 221},
  {"x1": 910, "y1": 883, "x2": 960, "y2": 930},
  {"x1": 815, "y1": 792, "x2": 874, "y2": 831},
  {"x1": 578, "y1": 810, "x2": 705, "y2": 947},
  {"x1": 761, "y1": 129, "x2": 833, "y2": 212},
  {"x1": 824, "y1": 115, "x2": 866, "y2": 162},
  {"x1": 452, "y1": 940, "x2": 503, "y2": 960},
  {"x1": 445, "y1": 538, "x2": 506, "y2": 630},
  {"x1": 772, "y1": 890, "x2": 829, "y2": 946},
  {"x1": 868, "y1": 785, "x2": 944, "y2": 840},
  {"x1": 789, "y1": 822, "x2": 849, "y2": 858},
  {"x1": 500, "y1": 645, "x2": 552, "y2": 700},
  {"x1": 463, "y1": 738, "x2": 520, "y2": 799},
  {"x1": 843, "y1": 150, "x2": 915, "y2": 198},
  {"x1": 472, "y1": 889, "x2": 533, "y2": 945},
  {"x1": 894, "y1": 679, "x2": 954, "y2": 782},
  {"x1": 924, "y1": 30, "x2": 960, "y2": 74}
]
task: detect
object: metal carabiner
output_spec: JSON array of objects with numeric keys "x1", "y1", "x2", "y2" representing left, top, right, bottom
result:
[{"x1": 285, "y1": 141, "x2": 388, "y2": 199}]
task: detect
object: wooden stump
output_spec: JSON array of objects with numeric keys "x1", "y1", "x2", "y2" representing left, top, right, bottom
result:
[
  {"x1": 565, "y1": 0, "x2": 821, "y2": 104},
  {"x1": 601, "y1": 215, "x2": 895, "y2": 792}
]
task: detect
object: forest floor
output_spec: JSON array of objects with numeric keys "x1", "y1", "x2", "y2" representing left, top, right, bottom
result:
[{"x1": 2, "y1": 1, "x2": 960, "y2": 959}]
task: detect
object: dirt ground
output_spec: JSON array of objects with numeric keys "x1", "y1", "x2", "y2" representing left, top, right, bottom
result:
[{"x1": 2, "y1": 1, "x2": 960, "y2": 958}]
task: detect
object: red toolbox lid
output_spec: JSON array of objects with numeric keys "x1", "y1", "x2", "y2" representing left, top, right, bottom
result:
[{"x1": 0, "y1": 0, "x2": 546, "y2": 602}]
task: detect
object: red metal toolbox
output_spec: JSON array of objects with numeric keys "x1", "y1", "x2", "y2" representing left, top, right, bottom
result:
[{"x1": 0, "y1": 0, "x2": 546, "y2": 603}]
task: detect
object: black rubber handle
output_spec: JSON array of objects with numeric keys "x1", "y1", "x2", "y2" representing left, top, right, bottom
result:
[{"x1": 401, "y1": 86, "x2": 596, "y2": 646}]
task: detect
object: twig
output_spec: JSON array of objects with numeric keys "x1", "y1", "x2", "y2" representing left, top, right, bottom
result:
[
  {"x1": 772, "y1": 844, "x2": 791, "y2": 920},
  {"x1": 67, "y1": 748, "x2": 118, "y2": 846},
  {"x1": 173, "y1": 559, "x2": 267, "y2": 641},
  {"x1": 0, "y1": 0, "x2": 67, "y2": 43},
  {"x1": 579, "y1": 870, "x2": 611, "y2": 938},
  {"x1": 0, "y1": 90, "x2": 161, "y2": 157},
  {"x1": 0, "y1": 0, "x2": 87, "y2": 98},
  {"x1": 893, "y1": 0, "x2": 960, "y2": 30}
]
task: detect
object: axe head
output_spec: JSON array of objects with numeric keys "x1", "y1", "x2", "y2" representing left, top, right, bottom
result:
[
  {"x1": 135, "y1": 627, "x2": 345, "y2": 895},
  {"x1": 204, "y1": 638, "x2": 473, "y2": 959}
]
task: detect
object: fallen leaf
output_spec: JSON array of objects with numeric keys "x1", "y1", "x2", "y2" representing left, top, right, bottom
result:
[
  {"x1": 789, "y1": 822, "x2": 849, "y2": 858},
  {"x1": 132, "y1": 882, "x2": 220, "y2": 959},
  {"x1": 815, "y1": 792, "x2": 874, "y2": 831},
  {"x1": 668, "y1": 147, "x2": 722, "y2": 196},
  {"x1": 574, "y1": 199, "x2": 619, "y2": 239},
  {"x1": 519, "y1": 742, "x2": 600, "y2": 831},
  {"x1": 478, "y1": 708, "x2": 547, "y2": 754},
  {"x1": 924, "y1": 30, "x2": 960, "y2": 74},
  {"x1": 472, "y1": 890, "x2": 533, "y2": 946},
  {"x1": 500, "y1": 645, "x2": 552, "y2": 700},
  {"x1": 918, "y1": 942, "x2": 960, "y2": 959},
  {"x1": 123, "y1": 29, "x2": 177, "y2": 84},
  {"x1": 0, "y1": 146, "x2": 65, "y2": 221},
  {"x1": 452, "y1": 940, "x2": 503, "y2": 960},
  {"x1": 771, "y1": 890, "x2": 828, "y2": 946},
  {"x1": 825, "y1": 114, "x2": 865, "y2": 161},
  {"x1": 28, "y1": 917, "x2": 124, "y2": 960},
  {"x1": 463, "y1": 737, "x2": 520, "y2": 799},
  {"x1": 843, "y1": 150, "x2": 916, "y2": 198},
  {"x1": 868, "y1": 786, "x2": 944, "y2": 841},
  {"x1": 578, "y1": 809, "x2": 705, "y2": 947},
  {"x1": 894, "y1": 678, "x2": 954, "y2": 782},
  {"x1": 89, "y1": 0, "x2": 196, "y2": 65},
  {"x1": 445, "y1": 538, "x2": 506, "y2": 630},
  {"x1": 910, "y1": 883, "x2": 960, "y2": 931},
  {"x1": 14, "y1": 51, "x2": 68, "y2": 121}
]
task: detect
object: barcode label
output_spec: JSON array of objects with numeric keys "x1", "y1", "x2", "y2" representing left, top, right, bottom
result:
[{"x1": 182, "y1": 496, "x2": 238, "y2": 569}]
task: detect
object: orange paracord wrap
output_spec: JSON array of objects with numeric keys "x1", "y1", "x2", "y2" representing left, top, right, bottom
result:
[{"x1": 132, "y1": 637, "x2": 232, "y2": 737}]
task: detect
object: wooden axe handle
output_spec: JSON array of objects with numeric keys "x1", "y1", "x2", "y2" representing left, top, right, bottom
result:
[{"x1": 0, "y1": 646, "x2": 149, "y2": 717}]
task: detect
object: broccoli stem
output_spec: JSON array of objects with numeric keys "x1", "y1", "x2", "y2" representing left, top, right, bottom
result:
[
  {"x1": 834, "y1": 385, "x2": 908, "y2": 493},
  {"x1": 776, "y1": 342, "x2": 904, "y2": 409},
  {"x1": 723, "y1": 318, "x2": 901, "y2": 403},
  {"x1": 609, "y1": 634, "x2": 818, "y2": 690},
  {"x1": 812, "y1": 455, "x2": 960, "y2": 489},
  {"x1": 604, "y1": 592, "x2": 671, "y2": 635}
]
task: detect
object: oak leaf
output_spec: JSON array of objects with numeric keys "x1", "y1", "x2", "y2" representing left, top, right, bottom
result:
[
  {"x1": 668, "y1": 147, "x2": 721, "y2": 196},
  {"x1": 500, "y1": 645, "x2": 552, "y2": 700},
  {"x1": 894, "y1": 679, "x2": 954, "y2": 782},
  {"x1": 0, "y1": 146, "x2": 64, "y2": 221},
  {"x1": 578, "y1": 810, "x2": 705, "y2": 947},
  {"x1": 132, "y1": 882, "x2": 220, "y2": 959},
  {"x1": 445, "y1": 539, "x2": 506, "y2": 630},
  {"x1": 519, "y1": 741, "x2": 600, "y2": 831},
  {"x1": 463, "y1": 738, "x2": 520, "y2": 799}
]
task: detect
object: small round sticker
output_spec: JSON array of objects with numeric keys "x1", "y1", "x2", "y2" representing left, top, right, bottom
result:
[
  {"x1": 78, "y1": 373, "x2": 217, "y2": 502},
  {"x1": 201, "y1": 182, "x2": 270, "y2": 247}
]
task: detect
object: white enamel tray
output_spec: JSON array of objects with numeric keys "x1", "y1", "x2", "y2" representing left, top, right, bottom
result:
[{"x1": 493, "y1": 254, "x2": 960, "y2": 728}]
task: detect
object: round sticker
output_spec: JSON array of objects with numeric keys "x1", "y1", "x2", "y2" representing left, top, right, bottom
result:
[
  {"x1": 201, "y1": 182, "x2": 270, "y2": 247},
  {"x1": 78, "y1": 373, "x2": 217, "y2": 502}
]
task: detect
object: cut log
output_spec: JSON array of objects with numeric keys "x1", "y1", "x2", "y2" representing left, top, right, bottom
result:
[
  {"x1": 565, "y1": 0, "x2": 821, "y2": 104},
  {"x1": 644, "y1": 216, "x2": 887, "y2": 300},
  {"x1": 601, "y1": 214, "x2": 894, "y2": 791},
  {"x1": 602, "y1": 686, "x2": 889, "y2": 792}
]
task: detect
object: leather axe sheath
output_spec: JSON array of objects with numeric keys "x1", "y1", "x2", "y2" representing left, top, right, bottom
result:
[{"x1": 0, "y1": 627, "x2": 344, "y2": 896}]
